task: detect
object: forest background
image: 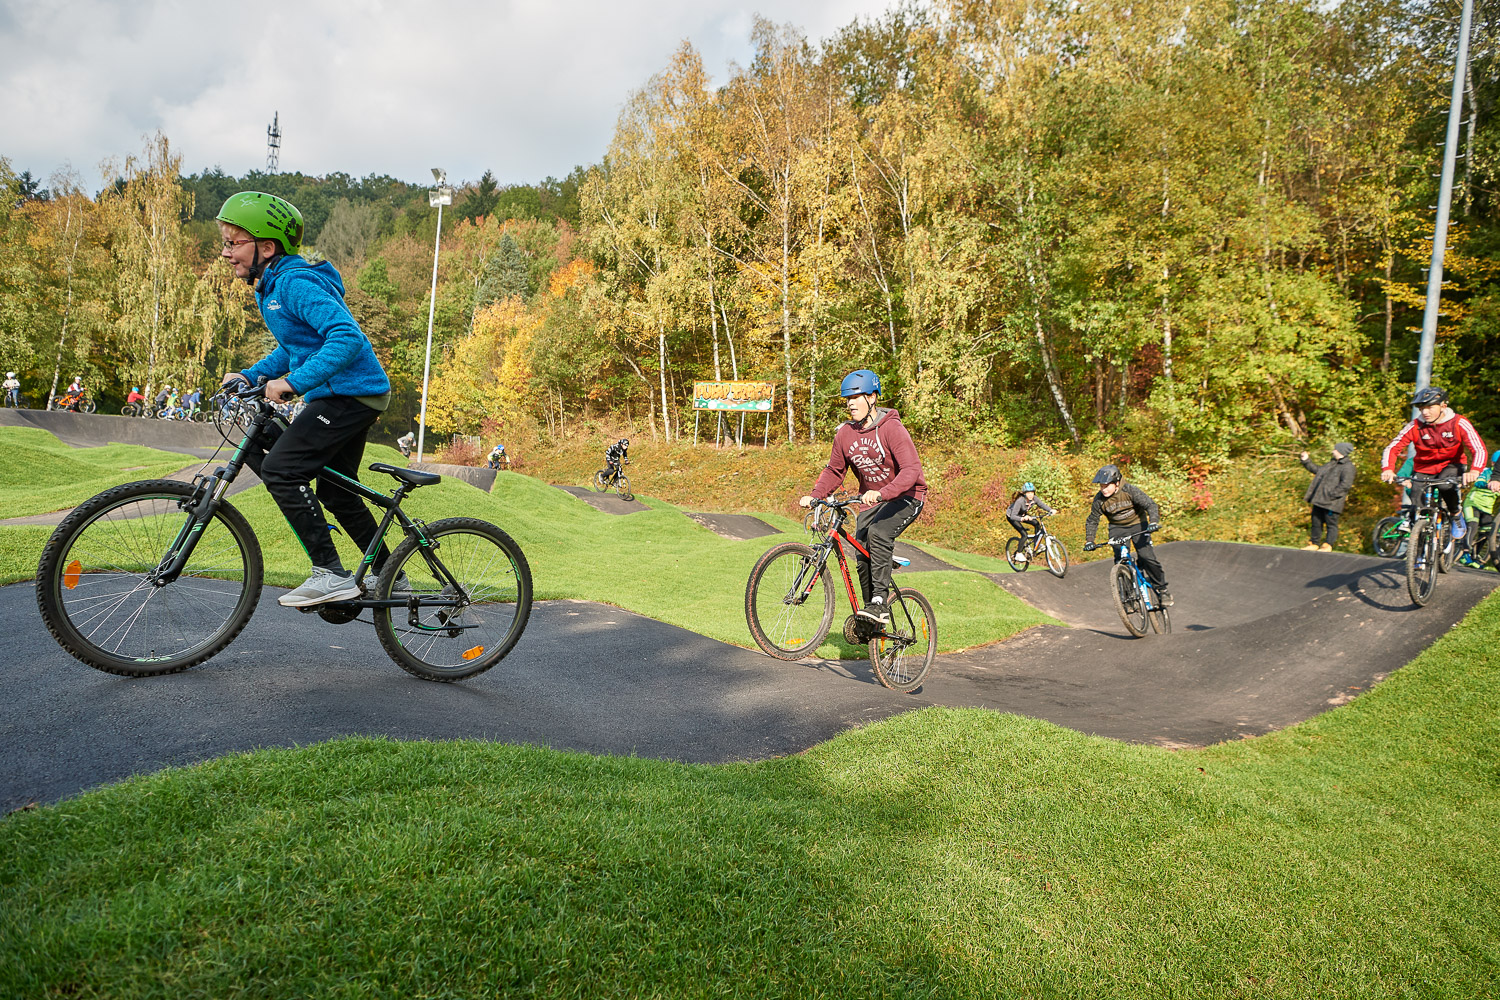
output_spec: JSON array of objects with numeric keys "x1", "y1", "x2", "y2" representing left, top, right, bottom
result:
[{"x1": 4, "y1": 0, "x2": 1500, "y2": 546}]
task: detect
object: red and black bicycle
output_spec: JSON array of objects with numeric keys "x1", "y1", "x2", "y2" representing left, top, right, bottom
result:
[{"x1": 743, "y1": 495, "x2": 937, "y2": 692}]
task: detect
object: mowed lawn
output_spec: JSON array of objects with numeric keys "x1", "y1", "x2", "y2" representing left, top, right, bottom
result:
[
  {"x1": 0, "y1": 426, "x2": 193, "y2": 519},
  {"x1": 2, "y1": 592, "x2": 1498, "y2": 997},
  {"x1": 0, "y1": 433, "x2": 1051, "y2": 657}
]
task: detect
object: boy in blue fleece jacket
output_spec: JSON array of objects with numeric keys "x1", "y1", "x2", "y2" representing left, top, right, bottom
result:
[{"x1": 216, "y1": 191, "x2": 396, "y2": 607}]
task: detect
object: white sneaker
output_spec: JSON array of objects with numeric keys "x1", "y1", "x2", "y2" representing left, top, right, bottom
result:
[
  {"x1": 363, "y1": 567, "x2": 411, "y2": 596},
  {"x1": 279, "y1": 566, "x2": 362, "y2": 607}
]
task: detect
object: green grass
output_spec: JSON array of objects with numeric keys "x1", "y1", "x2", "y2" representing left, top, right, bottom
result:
[
  {"x1": 4, "y1": 590, "x2": 1499, "y2": 997},
  {"x1": 0, "y1": 432, "x2": 1051, "y2": 658},
  {"x1": 0, "y1": 426, "x2": 193, "y2": 518}
]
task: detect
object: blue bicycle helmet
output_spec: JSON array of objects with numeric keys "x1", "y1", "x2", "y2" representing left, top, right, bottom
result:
[
  {"x1": 839, "y1": 369, "x2": 881, "y2": 397},
  {"x1": 1022, "y1": 482, "x2": 1036, "y2": 492}
]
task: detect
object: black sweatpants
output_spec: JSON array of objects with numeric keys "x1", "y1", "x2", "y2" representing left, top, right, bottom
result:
[
  {"x1": 854, "y1": 497, "x2": 924, "y2": 603},
  {"x1": 1107, "y1": 523, "x2": 1167, "y2": 590},
  {"x1": 1310, "y1": 506, "x2": 1341, "y2": 546},
  {"x1": 1007, "y1": 515, "x2": 1038, "y2": 545},
  {"x1": 243, "y1": 395, "x2": 391, "y2": 573}
]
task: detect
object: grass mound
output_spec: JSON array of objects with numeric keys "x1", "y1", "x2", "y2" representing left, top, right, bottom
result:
[
  {"x1": 0, "y1": 426, "x2": 192, "y2": 518},
  {"x1": 0, "y1": 431, "x2": 1050, "y2": 657},
  {"x1": 4, "y1": 590, "x2": 1498, "y2": 997}
]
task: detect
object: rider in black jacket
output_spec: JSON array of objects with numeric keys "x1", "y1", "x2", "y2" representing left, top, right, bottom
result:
[{"x1": 1083, "y1": 464, "x2": 1172, "y2": 606}]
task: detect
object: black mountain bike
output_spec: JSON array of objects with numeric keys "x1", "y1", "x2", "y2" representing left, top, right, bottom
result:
[
  {"x1": 744, "y1": 495, "x2": 936, "y2": 693},
  {"x1": 1397, "y1": 475, "x2": 1462, "y2": 606},
  {"x1": 593, "y1": 458, "x2": 634, "y2": 501},
  {"x1": 36, "y1": 380, "x2": 533, "y2": 682}
]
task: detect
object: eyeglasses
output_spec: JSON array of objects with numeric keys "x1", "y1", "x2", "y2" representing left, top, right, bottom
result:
[{"x1": 221, "y1": 238, "x2": 256, "y2": 250}]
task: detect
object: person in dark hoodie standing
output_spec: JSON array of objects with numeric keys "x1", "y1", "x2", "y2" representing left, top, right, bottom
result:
[
  {"x1": 1083, "y1": 464, "x2": 1172, "y2": 606},
  {"x1": 800, "y1": 369, "x2": 926, "y2": 626},
  {"x1": 216, "y1": 191, "x2": 397, "y2": 608},
  {"x1": 1299, "y1": 443, "x2": 1356, "y2": 551}
]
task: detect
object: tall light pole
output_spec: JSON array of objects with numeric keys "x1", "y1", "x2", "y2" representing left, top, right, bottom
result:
[
  {"x1": 417, "y1": 167, "x2": 453, "y2": 463},
  {"x1": 1416, "y1": 0, "x2": 1475, "y2": 395}
]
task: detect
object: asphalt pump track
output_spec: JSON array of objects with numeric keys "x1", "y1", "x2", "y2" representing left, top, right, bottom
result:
[{"x1": 3, "y1": 538, "x2": 1494, "y2": 812}]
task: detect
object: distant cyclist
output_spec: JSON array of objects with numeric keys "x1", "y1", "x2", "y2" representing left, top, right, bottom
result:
[
  {"x1": 1380, "y1": 386, "x2": 1486, "y2": 542},
  {"x1": 1006, "y1": 482, "x2": 1054, "y2": 563},
  {"x1": 126, "y1": 385, "x2": 146, "y2": 410},
  {"x1": 59, "y1": 374, "x2": 85, "y2": 411},
  {"x1": 603, "y1": 438, "x2": 630, "y2": 482},
  {"x1": 185, "y1": 387, "x2": 203, "y2": 417},
  {"x1": 487, "y1": 443, "x2": 507, "y2": 470},
  {"x1": 3, "y1": 371, "x2": 20, "y2": 407},
  {"x1": 1083, "y1": 464, "x2": 1172, "y2": 606},
  {"x1": 396, "y1": 431, "x2": 415, "y2": 458},
  {"x1": 799, "y1": 369, "x2": 926, "y2": 625}
]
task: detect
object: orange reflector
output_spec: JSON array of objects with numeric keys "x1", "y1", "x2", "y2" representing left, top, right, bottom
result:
[
  {"x1": 64, "y1": 559, "x2": 82, "y2": 590},
  {"x1": 462, "y1": 646, "x2": 485, "y2": 661}
]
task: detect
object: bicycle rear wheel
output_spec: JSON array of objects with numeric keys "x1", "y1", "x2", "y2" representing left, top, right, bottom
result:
[
  {"x1": 870, "y1": 587, "x2": 936, "y2": 692},
  {"x1": 36, "y1": 480, "x2": 263, "y2": 676},
  {"x1": 1111, "y1": 561, "x2": 1148, "y2": 636},
  {"x1": 1003, "y1": 536, "x2": 1030, "y2": 572},
  {"x1": 1437, "y1": 513, "x2": 1457, "y2": 573},
  {"x1": 1147, "y1": 602, "x2": 1171, "y2": 634},
  {"x1": 744, "y1": 542, "x2": 835, "y2": 659},
  {"x1": 1044, "y1": 534, "x2": 1069, "y2": 578},
  {"x1": 1406, "y1": 522, "x2": 1438, "y2": 606},
  {"x1": 374, "y1": 517, "x2": 532, "y2": 682},
  {"x1": 593, "y1": 471, "x2": 609, "y2": 492}
]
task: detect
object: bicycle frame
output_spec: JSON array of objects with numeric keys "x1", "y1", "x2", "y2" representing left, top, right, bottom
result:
[
  {"x1": 803, "y1": 499, "x2": 877, "y2": 614},
  {"x1": 156, "y1": 385, "x2": 471, "y2": 626}
]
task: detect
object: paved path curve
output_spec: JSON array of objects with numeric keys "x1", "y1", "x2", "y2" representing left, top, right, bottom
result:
[{"x1": 2, "y1": 542, "x2": 1493, "y2": 812}]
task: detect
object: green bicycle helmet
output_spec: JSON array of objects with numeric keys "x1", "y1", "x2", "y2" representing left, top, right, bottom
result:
[{"x1": 216, "y1": 192, "x2": 304, "y2": 257}]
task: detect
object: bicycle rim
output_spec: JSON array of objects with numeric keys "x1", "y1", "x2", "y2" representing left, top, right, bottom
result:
[
  {"x1": 1111, "y1": 561, "x2": 1148, "y2": 636},
  {"x1": 1004, "y1": 536, "x2": 1028, "y2": 572},
  {"x1": 36, "y1": 481, "x2": 263, "y2": 675},
  {"x1": 1044, "y1": 535, "x2": 1068, "y2": 578},
  {"x1": 615, "y1": 475, "x2": 634, "y2": 501},
  {"x1": 744, "y1": 542, "x2": 835, "y2": 660},
  {"x1": 870, "y1": 588, "x2": 936, "y2": 692},
  {"x1": 374, "y1": 518, "x2": 532, "y2": 681}
]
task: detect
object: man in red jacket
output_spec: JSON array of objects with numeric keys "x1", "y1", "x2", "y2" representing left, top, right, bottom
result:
[
  {"x1": 800, "y1": 369, "x2": 926, "y2": 625},
  {"x1": 1380, "y1": 385, "x2": 1487, "y2": 541}
]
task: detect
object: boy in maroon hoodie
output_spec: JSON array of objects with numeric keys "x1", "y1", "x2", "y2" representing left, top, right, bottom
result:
[{"x1": 800, "y1": 369, "x2": 926, "y2": 625}]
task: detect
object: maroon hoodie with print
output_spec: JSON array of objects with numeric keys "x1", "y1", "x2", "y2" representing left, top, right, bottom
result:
[{"x1": 810, "y1": 407, "x2": 927, "y2": 503}]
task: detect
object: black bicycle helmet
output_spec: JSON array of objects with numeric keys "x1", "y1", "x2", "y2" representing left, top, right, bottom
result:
[
  {"x1": 1092, "y1": 464, "x2": 1122, "y2": 485},
  {"x1": 1411, "y1": 386, "x2": 1449, "y2": 407}
]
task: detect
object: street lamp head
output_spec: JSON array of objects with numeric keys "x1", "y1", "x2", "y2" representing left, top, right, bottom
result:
[{"x1": 431, "y1": 167, "x2": 446, "y2": 184}]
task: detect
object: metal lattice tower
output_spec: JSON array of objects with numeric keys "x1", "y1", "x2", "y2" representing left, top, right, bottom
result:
[{"x1": 266, "y1": 112, "x2": 281, "y2": 173}]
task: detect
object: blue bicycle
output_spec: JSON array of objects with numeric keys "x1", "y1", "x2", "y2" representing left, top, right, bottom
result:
[{"x1": 1086, "y1": 528, "x2": 1170, "y2": 636}]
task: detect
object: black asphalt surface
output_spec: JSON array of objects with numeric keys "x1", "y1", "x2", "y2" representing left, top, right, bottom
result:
[{"x1": 5, "y1": 540, "x2": 1496, "y2": 811}]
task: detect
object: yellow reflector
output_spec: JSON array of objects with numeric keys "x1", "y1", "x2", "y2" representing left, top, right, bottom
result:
[
  {"x1": 462, "y1": 646, "x2": 485, "y2": 661},
  {"x1": 64, "y1": 559, "x2": 82, "y2": 590}
]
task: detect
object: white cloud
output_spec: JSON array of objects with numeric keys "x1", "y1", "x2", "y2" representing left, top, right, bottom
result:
[{"x1": 0, "y1": 0, "x2": 898, "y2": 188}]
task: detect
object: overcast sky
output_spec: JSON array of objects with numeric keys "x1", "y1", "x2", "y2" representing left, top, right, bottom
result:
[{"x1": 1, "y1": 0, "x2": 897, "y2": 190}]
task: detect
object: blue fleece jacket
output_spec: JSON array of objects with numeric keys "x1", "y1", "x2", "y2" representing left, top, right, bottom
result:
[{"x1": 241, "y1": 255, "x2": 390, "y2": 400}]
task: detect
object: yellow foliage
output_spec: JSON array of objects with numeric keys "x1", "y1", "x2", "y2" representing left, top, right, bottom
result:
[
  {"x1": 548, "y1": 258, "x2": 594, "y2": 298},
  {"x1": 425, "y1": 297, "x2": 544, "y2": 434}
]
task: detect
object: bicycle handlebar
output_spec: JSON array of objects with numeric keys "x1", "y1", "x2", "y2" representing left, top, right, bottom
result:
[{"x1": 1397, "y1": 477, "x2": 1464, "y2": 488}]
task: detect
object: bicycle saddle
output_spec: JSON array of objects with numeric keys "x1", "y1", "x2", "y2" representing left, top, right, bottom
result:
[{"x1": 370, "y1": 462, "x2": 442, "y2": 487}]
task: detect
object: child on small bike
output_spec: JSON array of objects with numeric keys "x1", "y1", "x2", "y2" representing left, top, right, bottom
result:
[
  {"x1": 3, "y1": 372, "x2": 20, "y2": 407},
  {"x1": 1006, "y1": 482, "x2": 1054, "y2": 564},
  {"x1": 799, "y1": 369, "x2": 926, "y2": 625},
  {"x1": 1083, "y1": 464, "x2": 1172, "y2": 606},
  {"x1": 1380, "y1": 386, "x2": 1486, "y2": 540},
  {"x1": 217, "y1": 190, "x2": 396, "y2": 608}
]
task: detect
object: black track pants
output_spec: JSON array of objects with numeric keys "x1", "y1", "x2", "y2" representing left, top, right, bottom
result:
[
  {"x1": 1108, "y1": 523, "x2": 1167, "y2": 590},
  {"x1": 1310, "y1": 506, "x2": 1341, "y2": 546},
  {"x1": 854, "y1": 497, "x2": 924, "y2": 603},
  {"x1": 243, "y1": 396, "x2": 391, "y2": 573}
]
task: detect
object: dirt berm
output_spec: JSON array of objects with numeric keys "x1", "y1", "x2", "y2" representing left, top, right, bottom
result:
[{"x1": 918, "y1": 540, "x2": 1499, "y2": 747}]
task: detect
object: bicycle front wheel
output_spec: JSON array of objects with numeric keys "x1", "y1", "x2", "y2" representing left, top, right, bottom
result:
[
  {"x1": 1111, "y1": 561, "x2": 1148, "y2": 636},
  {"x1": 1372, "y1": 516, "x2": 1403, "y2": 558},
  {"x1": 744, "y1": 542, "x2": 835, "y2": 660},
  {"x1": 1407, "y1": 522, "x2": 1438, "y2": 606},
  {"x1": 614, "y1": 474, "x2": 634, "y2": 502},
  {"x1": 1044, "y1": 534, "x2": 1069, "y2": 578},
  {"x1": 1148, "y1": 602, "x2": 1172, "y2": 634},
  {"x1": 36, "y1": 480, "x2": 263, "y2": 676},
  {"x1": 80, "y1": 398, "x2": 97, "y2": 414},
  {"x1": 374, "y1": 518, "x2": 533, "y2": 682},
  {"x1": 870, "y1": 587, "x2": 936, "y2": 692},
  {"x1": 1437, "y1": 514, "x2": 1457, "y2": 573}
]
